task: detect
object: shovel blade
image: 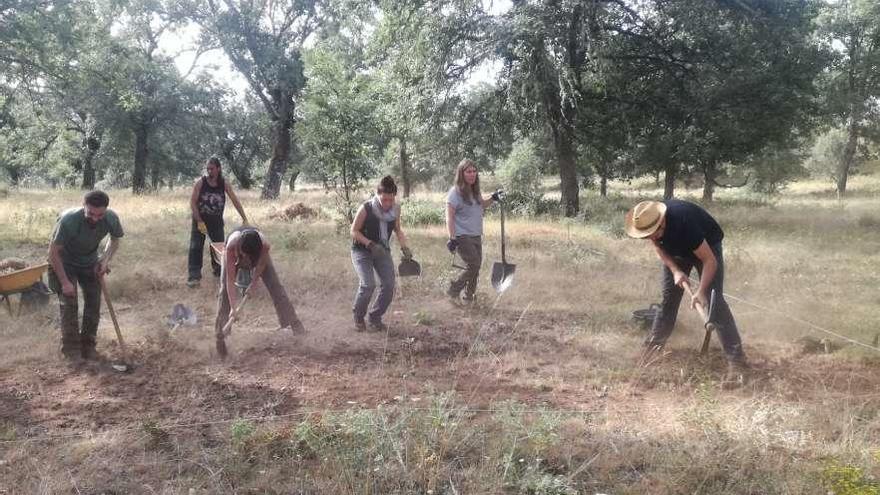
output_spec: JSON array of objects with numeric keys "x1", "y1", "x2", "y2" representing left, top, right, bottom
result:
[
  {"x1": 398, "y1": 258, "x2": 421, "y2": 277},
  {"x1": 491, "y1": 262, "x2": 516, "y2": 293}
]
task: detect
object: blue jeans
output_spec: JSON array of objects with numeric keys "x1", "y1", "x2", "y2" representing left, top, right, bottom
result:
[
  {"x1": 648, "y1": 242, "x2": 746, "y2": 362},
  {"x1": 188, "y1": 215, "x2": 224, "y2": 281},
  {"x1": 351, "y1": 247, "x2": 395, "y2": 323}
]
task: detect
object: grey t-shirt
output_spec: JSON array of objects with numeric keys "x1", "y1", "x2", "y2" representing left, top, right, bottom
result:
[{"x1": 447, "y1": 187, "x2": 483, "y2": 236}]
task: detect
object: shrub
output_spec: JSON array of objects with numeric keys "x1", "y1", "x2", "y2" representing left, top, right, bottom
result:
[
  {"x1": 498, "y1": 139, "x2": 545, "y2": 216},
  {"x1": 402, "y1": 199, "x2": 444, "y2": 226}
]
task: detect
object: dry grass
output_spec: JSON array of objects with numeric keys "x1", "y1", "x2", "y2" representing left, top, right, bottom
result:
[{"x1": 0, "y1": 179, "x2": 879, "y2": 494}]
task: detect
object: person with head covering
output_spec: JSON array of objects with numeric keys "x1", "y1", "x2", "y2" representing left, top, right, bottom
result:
[{"x1": 625, "y1": 199, "x2": 748, "y2": 381}]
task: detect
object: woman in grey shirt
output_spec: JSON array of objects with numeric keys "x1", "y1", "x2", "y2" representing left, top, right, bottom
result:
[{"x1": 445, "y1": 159, "x2": 501, "y2": 303}]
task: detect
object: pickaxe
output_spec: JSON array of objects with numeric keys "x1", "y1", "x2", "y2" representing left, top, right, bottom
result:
[{"x1": 683, "y1": 283, "x2": 717, "y2": 356}]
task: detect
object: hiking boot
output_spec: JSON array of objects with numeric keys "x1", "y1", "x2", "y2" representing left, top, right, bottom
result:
[
  {"x1": 446, "y1": 286, "x2": 461, "y2": 301},
  {"x1": 354, "y1": 318, "x2": 367, "y2": 332},
  {"x1": 285, "y1": 320, "x2": 306, "y2": 334},
  {"x1": 186, "y1": 278, "x2": 201, "y2": 288},
  {"x1": 81, "y1": 346, "x2": 103, "y2": 361},
  {"x1": 61, "y1": 346, "x2": 83, "y2": 362},
  {"x1": 216, "y1": 336, "x2": 228, "y2": 359},
  {"x1": 368, "y1": 319, "x2": 387, "y2": 332},
  {"x1": 723, "y1": 360, "x2": 749, "y2": 389}
]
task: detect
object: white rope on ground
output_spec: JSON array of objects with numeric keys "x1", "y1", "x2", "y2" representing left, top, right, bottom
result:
[{"x1": 682, "y1": 275, "x2": 880, "y2": 354}]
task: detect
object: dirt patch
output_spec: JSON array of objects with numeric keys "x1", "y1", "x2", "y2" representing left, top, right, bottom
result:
[{"x1": 269, "y1": 202, "x2": 317, "y2": 221}]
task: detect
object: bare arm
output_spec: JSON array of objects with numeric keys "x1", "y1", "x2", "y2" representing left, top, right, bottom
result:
[
  {"x1": 350, "y1": 206, "x2": 374, "y2": 247},
  {"x1": 250, "y1": 233, "x2": 271, "y2": 285},
  {"x1": 224, "y1": 234, "x2": 240, "y2": 310},
  {"x1": 445, "y1": 204, "x2": 456, "y2": 239},
  {"x1": 691, "y1": 241, "x2": 717, "y2": 307},
  {"x1": 96, "y1": 237, "x2": 121, "y2": 276},
  {"x1": 190, "y1": 178, "x2": 203, "y2": 223},
  {"x1": 225, "y1": 182, "x2": 249, "y2": 224},
  {"x1": 48, "y1": 243, "x2": 75, "y2": 297},
  {"x1": 393, "y1": 215, "x2": 408, "y2": 249},
  {"x1": 479, "y1": 195, "x2": 494, "y2": 209},
  {"x1": 652, "y1": 240, "x2": 686, "y2": 285}
]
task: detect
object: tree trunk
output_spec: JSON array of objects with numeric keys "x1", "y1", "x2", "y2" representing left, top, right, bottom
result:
[
  {"x1": 837, "y1": 115, "x2": 860, "y2": 199},
  {"x1": 663, "y1": 162, "x2": 676, "y2": 200},
  {"x1": 288, "y1": 170, "x2": 299, "y2": 191},
  {"x1": 599, "y1": 175, "x2": 607, "y2": 197},
  {"x1": 702, "y1": 162, "x2": 716, "y2": 203},
  {"x1": 132, "y1": 123, "x2": 149, "y2": 194},
  {"x1": 81, "y1": 115, "x2": 101, "y2": 190},
  {"x1": 399, "y1": 137, "x2": 411, "y2": 198},
  {"x1": 261, "y1": 91, "x2": 294, "y2": 200},
  {"x1": 150, "y1": 163, "x2": 160, "y2": 191}
]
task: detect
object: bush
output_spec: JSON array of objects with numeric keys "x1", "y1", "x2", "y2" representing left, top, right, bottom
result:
[
  {"x1": 401, "y1": 199, "x2": 444, "y2": 226},
  {"x1": 498, "y1": 139, "x2": 544, "y2": 216}
]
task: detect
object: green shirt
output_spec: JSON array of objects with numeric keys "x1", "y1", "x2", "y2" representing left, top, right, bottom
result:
[{"x1": 51, "y1": 207, "x2": 124, "y2": 268}]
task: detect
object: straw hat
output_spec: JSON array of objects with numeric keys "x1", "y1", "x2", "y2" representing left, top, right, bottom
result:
[{"x1": 625, "y1": 201, "x2": 667, "y2": 238}]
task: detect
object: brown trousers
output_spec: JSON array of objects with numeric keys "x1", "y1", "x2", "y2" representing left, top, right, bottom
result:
[
  {"x1": 214, "y1": 258, "x2": 302, "y2": 338},
  {"x1": 449, "y1": 235, "x2": 482, "y2": 300}
]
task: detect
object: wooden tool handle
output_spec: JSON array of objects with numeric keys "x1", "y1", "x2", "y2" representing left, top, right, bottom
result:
[
  {"x1": 221, "y1": 292, "x2": 249, "y2": 336},
  {"x1": 100, "y1": 276, "x2": 126, "y2": 350}
]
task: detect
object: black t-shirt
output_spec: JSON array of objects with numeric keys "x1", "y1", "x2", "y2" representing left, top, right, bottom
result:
[{"x1": 656, "y1": 200, "x2": 724, "y2": 259}]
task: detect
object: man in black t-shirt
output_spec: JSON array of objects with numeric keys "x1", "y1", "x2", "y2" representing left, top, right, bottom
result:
[{"x1": 625, "y1": 200, "x2": 747, "y2": 376}]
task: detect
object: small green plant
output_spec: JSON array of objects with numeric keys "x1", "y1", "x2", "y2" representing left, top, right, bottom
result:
[
  {"x1": 821, "y1": 461, "x2": 880, "y2": 495},
  {"x1": 284, "y1": 231, "x2": 310, "y2": 251},
  {"x1": 231, "y1": 419, "x2": 257, "y2": 444},
  {"x1": 413, "y1": 310, "x2": 434, "y2": 326},
  {"x1": 141, "y1": 420, "x2": 171, "y2": 450},
  {"x1": 0, "y1": 420, "x2": 16, "y2": 441}
]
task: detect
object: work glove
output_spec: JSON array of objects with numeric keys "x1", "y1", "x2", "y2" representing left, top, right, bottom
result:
[
  {"x1": 368, "y1": 241, "x2": 388, "y2": 258},
  {"x1": 401, "y1": 246, "x2": 413, "y2": 260},
  {"x1": 446, "y1": 238, "x2": 459, "y2": 253},
  {"x1": 490, "y1": 189, "x2": 504, "y2": 202},
  {"x1": 197, "y1": 221, "x2": 208, "y2": 235}
]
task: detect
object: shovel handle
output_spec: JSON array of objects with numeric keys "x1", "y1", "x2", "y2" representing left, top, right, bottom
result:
[
  {"x1": 683, "y1": 283, "x2": 716, "y2": 355},
  {"x1": 221, "y1": 292, "x2": 249, "y2": 336},
  {"x1": 99, "y1": 276, "x2": 126, "y2": 351}
]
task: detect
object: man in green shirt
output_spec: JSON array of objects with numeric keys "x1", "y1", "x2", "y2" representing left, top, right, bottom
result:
[{"x1": 47, "y1": 190, "x2": 124, "y2": 360}]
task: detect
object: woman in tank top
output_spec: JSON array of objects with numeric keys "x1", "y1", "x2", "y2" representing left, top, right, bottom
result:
[
  {"x1": 187, "y1": 157, "x2": 249, "y2": 287},
  {"x1": 349, "y1": 176, "x2": 414, "y2": 332}
]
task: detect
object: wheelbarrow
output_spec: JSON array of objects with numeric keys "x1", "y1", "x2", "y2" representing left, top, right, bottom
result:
[{"x1": 0, "y1": 263, "x2": 50, "y2": 317}]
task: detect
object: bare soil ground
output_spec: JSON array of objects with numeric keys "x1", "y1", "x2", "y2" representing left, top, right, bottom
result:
[{"x1": 1, "y1": 184, "x2": 879, "y2": 493}]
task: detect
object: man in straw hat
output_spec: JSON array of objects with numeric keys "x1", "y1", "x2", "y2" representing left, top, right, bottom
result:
[{"x1": 625, "y1": 199, "x2": 748, "y2": 380}]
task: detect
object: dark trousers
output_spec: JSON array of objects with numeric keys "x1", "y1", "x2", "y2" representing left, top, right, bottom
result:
[
  {"x1": 648, "y1": 242, "x2": 746, "y2": 362},
  {"x1": 48, "y1": 263, "x2": 101, "y2": 352},
  {"x1": 449, "y1": 235, "x2": 482, "y2": 300},
  {"x1": 214, "y1": 259, "x2": 302, "y2": 338},
  {"x1": 188, "y1": 215, "x2": 225, "y2": 281}
]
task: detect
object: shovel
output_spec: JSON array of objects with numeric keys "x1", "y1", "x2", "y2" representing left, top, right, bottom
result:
[
  {"x1": 398, "y1": 257, "x2": 421, "y2": 277},
  {"x1": 490, "y1": 198, "x2": 516, "y2": 293},
  {"x1": 683, "y1": 283, "x2": 717, "y2": 356},
  {"x1": 99, "y1": 276, "x2": 133, "y2": 373}
]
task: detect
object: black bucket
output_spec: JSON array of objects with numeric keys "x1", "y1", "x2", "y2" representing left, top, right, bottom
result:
[{"x1": 631, "y1": 303, "x2": 661, "y2": 330}]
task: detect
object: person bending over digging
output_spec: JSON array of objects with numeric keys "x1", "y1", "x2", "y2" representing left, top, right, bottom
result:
[
  {"x1": 214, "y1": 227, "x2": 303, "y2": 358},
  {"x1": 349, "y1": 176, "x2": 413, "y2": 332},
  {"x1": 47, "y1": 190, "x2": 123, "y2": 361},
  {"x1": 187, "y1": 156, "x2": 248, "y2": 288},
  {"x1": 445, "y1": 158, "x2": 502, "y2": 304},
  {"x1": 625, "y1": 199, "x2": 748, "y2": 382}
]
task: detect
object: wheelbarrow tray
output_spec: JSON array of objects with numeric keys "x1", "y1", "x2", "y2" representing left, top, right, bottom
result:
[{"x1": 0, "y1": 263, "x2": 49, "y2": 293}]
